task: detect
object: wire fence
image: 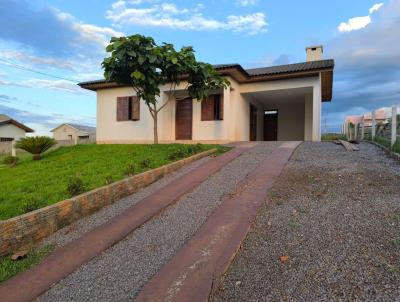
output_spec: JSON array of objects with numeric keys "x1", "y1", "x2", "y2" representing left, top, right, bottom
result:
[{"x1": 344, "y1": 106, "x2": 400, "y2": 153}]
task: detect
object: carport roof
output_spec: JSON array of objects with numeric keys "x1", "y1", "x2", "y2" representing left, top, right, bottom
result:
[{"x1": 79, "y1": 59, "x2": 334, "y2": 101}]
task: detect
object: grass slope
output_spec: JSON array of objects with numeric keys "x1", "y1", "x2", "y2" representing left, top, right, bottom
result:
[
  {"x1": 0, "y1": 143, "x2": 226, "y2": 220},
  {"x1": 0, "y1": 244, "x2": 54, "y2": 283}
]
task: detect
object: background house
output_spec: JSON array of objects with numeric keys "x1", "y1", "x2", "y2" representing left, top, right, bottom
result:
[
  {"x1": 0, "y1": 114, "x2": 34, "y2": 155},
  {"x1": 0, "y1": 114, "x2": 34, "y2": 142},
  {"x1": 51, "y1": 123, "x2": 96, "y2": 143}
]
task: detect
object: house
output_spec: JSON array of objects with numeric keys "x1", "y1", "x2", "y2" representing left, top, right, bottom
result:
[
  {"x1": 51, "y1": 123, "x2": 96, "y2": 141},
  {"x1": 0, "y1": 114, "x2": 34, "y2": 142},
  {"x1": 79, "y1": 45, "x2": 334, "y2": 143}
]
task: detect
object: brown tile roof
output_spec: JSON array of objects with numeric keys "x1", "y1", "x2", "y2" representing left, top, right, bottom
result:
[
  {"x1": 0, "y1": 114, "x2": 34, "y2": 132},
  {"x1": 78, "y1": 59, "x2": 335, "y2": 101}
]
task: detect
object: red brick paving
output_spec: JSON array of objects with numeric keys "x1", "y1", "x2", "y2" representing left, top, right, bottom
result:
[{"x1": 135, "y1": 142, "x2": 300, "y2": 302}]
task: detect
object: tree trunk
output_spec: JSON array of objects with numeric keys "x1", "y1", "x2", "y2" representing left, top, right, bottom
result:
[
  {"x1": 153, "y1": 112, "x2": 158, "y2": 144},
  {"x1": 33, "y1": 154, "x2": 41, "y2": 160}
]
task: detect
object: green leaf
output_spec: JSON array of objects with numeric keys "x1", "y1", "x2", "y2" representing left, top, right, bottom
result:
[
  {"x1": 127, "y1": 50, "x2": 137, "y2": 57},
  {"x1": 138, "y1": 56, "x2": 145, "y2": 65},
  {"x1": 131, "y1": 71, "x2": 143, "y2": 79}
]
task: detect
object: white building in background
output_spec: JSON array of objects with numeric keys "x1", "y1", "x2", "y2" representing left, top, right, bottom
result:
[{"x1": 0, "y1": 114, "x2": 34, "y2": 142}]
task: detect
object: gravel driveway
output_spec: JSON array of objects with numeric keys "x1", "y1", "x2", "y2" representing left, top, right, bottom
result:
[
  {"x1": 213, "y1": 142, "x2": 400, "y2": 301},
  {"x1": 39, "y1": 142, "x2": 280, "y2": 302}
]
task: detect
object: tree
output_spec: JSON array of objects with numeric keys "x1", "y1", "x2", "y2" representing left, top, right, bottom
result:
[
  {"x1": 102, "y1": 35, "x2": 230, "y2": 144},
  {"x1": 16, "y1": 136, "x2": 56, "y2": 160}
]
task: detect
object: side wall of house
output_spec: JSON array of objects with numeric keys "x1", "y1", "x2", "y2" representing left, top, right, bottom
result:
[
  {"x1": 0, "y1": 124, "x2": 26, "y2": 140},
  {"x1": 96, "y1": 81, "x2": 233, "y2": 143}
]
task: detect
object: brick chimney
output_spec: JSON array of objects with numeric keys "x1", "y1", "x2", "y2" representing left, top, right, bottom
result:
[{"x1": 306, "y1": 45, "x2": 323, "y2": 61}]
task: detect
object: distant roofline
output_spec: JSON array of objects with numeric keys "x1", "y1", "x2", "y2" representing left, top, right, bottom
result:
[
  {"x1": 0, "y1": 116, "x2": 34, "y2": 133},
  {"x1": 78, "y1": 59, "x2": 335, "y2": 101},
  {"x1": 50, "y1": 123, "x2": 96, "y2": 133}
]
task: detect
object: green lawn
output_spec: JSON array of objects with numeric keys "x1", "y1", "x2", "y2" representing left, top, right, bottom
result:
[
  {"x1": 0, "y1": 143, "x2": 228, "y2": 220},
  {"x1": 373, "y1": 136, "x2": 400, "y2": 154}
]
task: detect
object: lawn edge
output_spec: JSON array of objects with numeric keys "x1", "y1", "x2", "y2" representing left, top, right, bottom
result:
[
  {"x1": 365, "y1": 140, "x2": 400, "y2": 162},
  {"x1": 0, "y1": 148, "x2": 217, "y2": 257}
]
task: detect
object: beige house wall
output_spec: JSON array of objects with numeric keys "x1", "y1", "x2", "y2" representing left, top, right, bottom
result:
[
  {"x1": 53, "y1": 125, "x2": 78, "y2": 141},
  {"x1": 53, "y1": 124, "x2": 96, "y2": 141},
  {"x1": 95, "y1": 74, "x2": 323, "y2": 143},
  {"x1": 0, "y1": 124, "x2": 26, "y2": 140}
]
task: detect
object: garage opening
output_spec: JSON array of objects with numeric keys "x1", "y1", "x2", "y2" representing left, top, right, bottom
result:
[{"x1": 264, "y1": 110, "x2": 278, "y2": 141}]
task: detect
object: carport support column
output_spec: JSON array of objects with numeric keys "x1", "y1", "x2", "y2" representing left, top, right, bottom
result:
[
  {"x1": 312, "y1": 82, "x2": 322, "y2": 141},
  {"x1": 304, "y1": 94, "x2": 313, "y2": 141}
]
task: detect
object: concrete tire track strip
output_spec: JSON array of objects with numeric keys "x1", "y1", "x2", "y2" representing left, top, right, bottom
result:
[{"x1": 135, "y1": 141, "x2": 300, "y2": 302}]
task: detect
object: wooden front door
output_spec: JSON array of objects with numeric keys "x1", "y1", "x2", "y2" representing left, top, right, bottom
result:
[
  {"x1": 264, "y1": 110, "x2": 278, "y2": 141},
  {"x1": 175, "y1": 98, "x2": 193, "y2": 140},
  {"x1": 249, "y1": 105, "x2": 258, "y2": 141}
]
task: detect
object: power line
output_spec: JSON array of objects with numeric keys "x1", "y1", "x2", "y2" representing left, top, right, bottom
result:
[{"x1": 0, "y1": 58, "x2": 78, "y2": 83}]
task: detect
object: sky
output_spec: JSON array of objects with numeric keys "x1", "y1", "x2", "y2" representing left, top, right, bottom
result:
[{"x1": 0, "y1": 0, "x2": 399, "y2": 135}]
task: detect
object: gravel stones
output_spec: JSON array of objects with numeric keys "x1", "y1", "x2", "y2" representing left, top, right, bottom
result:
[
  {"x1": 213, "y1": 142, "x2": 400, "y2": 301},
  {"x1": 39, "y1": 142, "x2": 280, "y2": 302}
]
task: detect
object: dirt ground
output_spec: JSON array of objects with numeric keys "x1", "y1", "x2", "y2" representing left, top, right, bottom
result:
[{"x1": 213, "y1": 142, "x2": 400, "y2": 301}]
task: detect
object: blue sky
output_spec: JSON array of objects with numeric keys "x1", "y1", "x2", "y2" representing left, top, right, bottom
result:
[{"x1": 1, "y1": 0, "x2": 399, "y2": 134}]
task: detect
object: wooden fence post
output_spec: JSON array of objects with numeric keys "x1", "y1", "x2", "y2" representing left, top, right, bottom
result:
[
  {"x1": 391, "y1": 106, "x2": 397, "y2": 147},
  {"x1": 371, "y1": 110, "x2": 376, "y2": 140}
]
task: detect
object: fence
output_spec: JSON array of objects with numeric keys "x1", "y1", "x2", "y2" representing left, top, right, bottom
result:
[
  {"x1": 0, "y1": 141, "x2": 13, "y2": 156},
  {"x1": 0, "y1": 137, "x2": 96, "y2": 156},
  {"x1": 55, "y1": 137, "x2": 96, "y2": 147},
  {"x1": 344, "y1": 106, "x2": 400, "y2": 152}
]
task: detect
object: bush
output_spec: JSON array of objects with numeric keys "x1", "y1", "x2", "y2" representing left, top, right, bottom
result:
[
  {"x1": 124, "y1": 163, "x2": 136, "y2": 176},
  {"x1": 104, "y1": 175, "x2": 114, "y2": 185},
  {"x1": 168, "y1": 149, "x2": 186, "y2": 161},
  {"x1": 140, "y1": 158, "x2": 153, "y2": 169},
  {"x1": 66, "y1": 175, "x2": 86, "y2": 196},
  {"x1": 393, "y1": 141, "x2": 400, "y2": 154},
  {"x1": 2, "y1": 156, "x2": 19, "y2": 166},
  {"x1": 19, "y1": 198, "x2": 41, "y2": 214},
  {"x1": 16, "y1": 136, "x2": 56, "y2": 160}
]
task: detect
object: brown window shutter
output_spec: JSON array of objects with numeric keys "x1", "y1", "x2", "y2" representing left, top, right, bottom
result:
[
  {"x1": 216, "y1": 94, "x2": 224, "y2": 120},
  {"x1": 116, "y1": 97, "x2": 130, "y2": 121},
  {"x1": 130, "y1": 96, "x2": 140, "y2": 121},
  {"x1": 201, "y1": 95, "x2": 215, "y2": 121}
]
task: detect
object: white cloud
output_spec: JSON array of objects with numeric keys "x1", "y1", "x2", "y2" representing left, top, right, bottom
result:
[
  {"x1": 107, "y1": 0, "x2": 267, "y2": 34},
  {"x1": 369, "y1": 2, "x2": 384, "y2": 14},
  {"x1": 338, "y1": 16, "x2": 371, "y2": 32},
  {"x1": 338, "y1": 2, "x2": 384, "y2": 33},
  {"x1": 56, "y1": 11, "x2": 124, "y2": 48},
  {"x1": 236, "y1": 0, "x2": 258, "y2": 6},
  {"x1": 0, "y1": 50, "x2": 76, "y2": 70},
  {"x1": 0, "y1": 78, "x2": 89, "y2": 94}
]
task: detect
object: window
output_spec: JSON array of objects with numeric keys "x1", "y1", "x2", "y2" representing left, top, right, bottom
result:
[
  {"x1": 0, "y1": 137, "x2": 14, "y2": 142},
  {"x1": 201, "y1": 94, "x2": 223, "y2": 121},
  {"x1": 116, "y1": 96, "x2": 140, "y2": 121},
  {"x1": 264, "y1": 110, "x2": 278, "y2": 115}
]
